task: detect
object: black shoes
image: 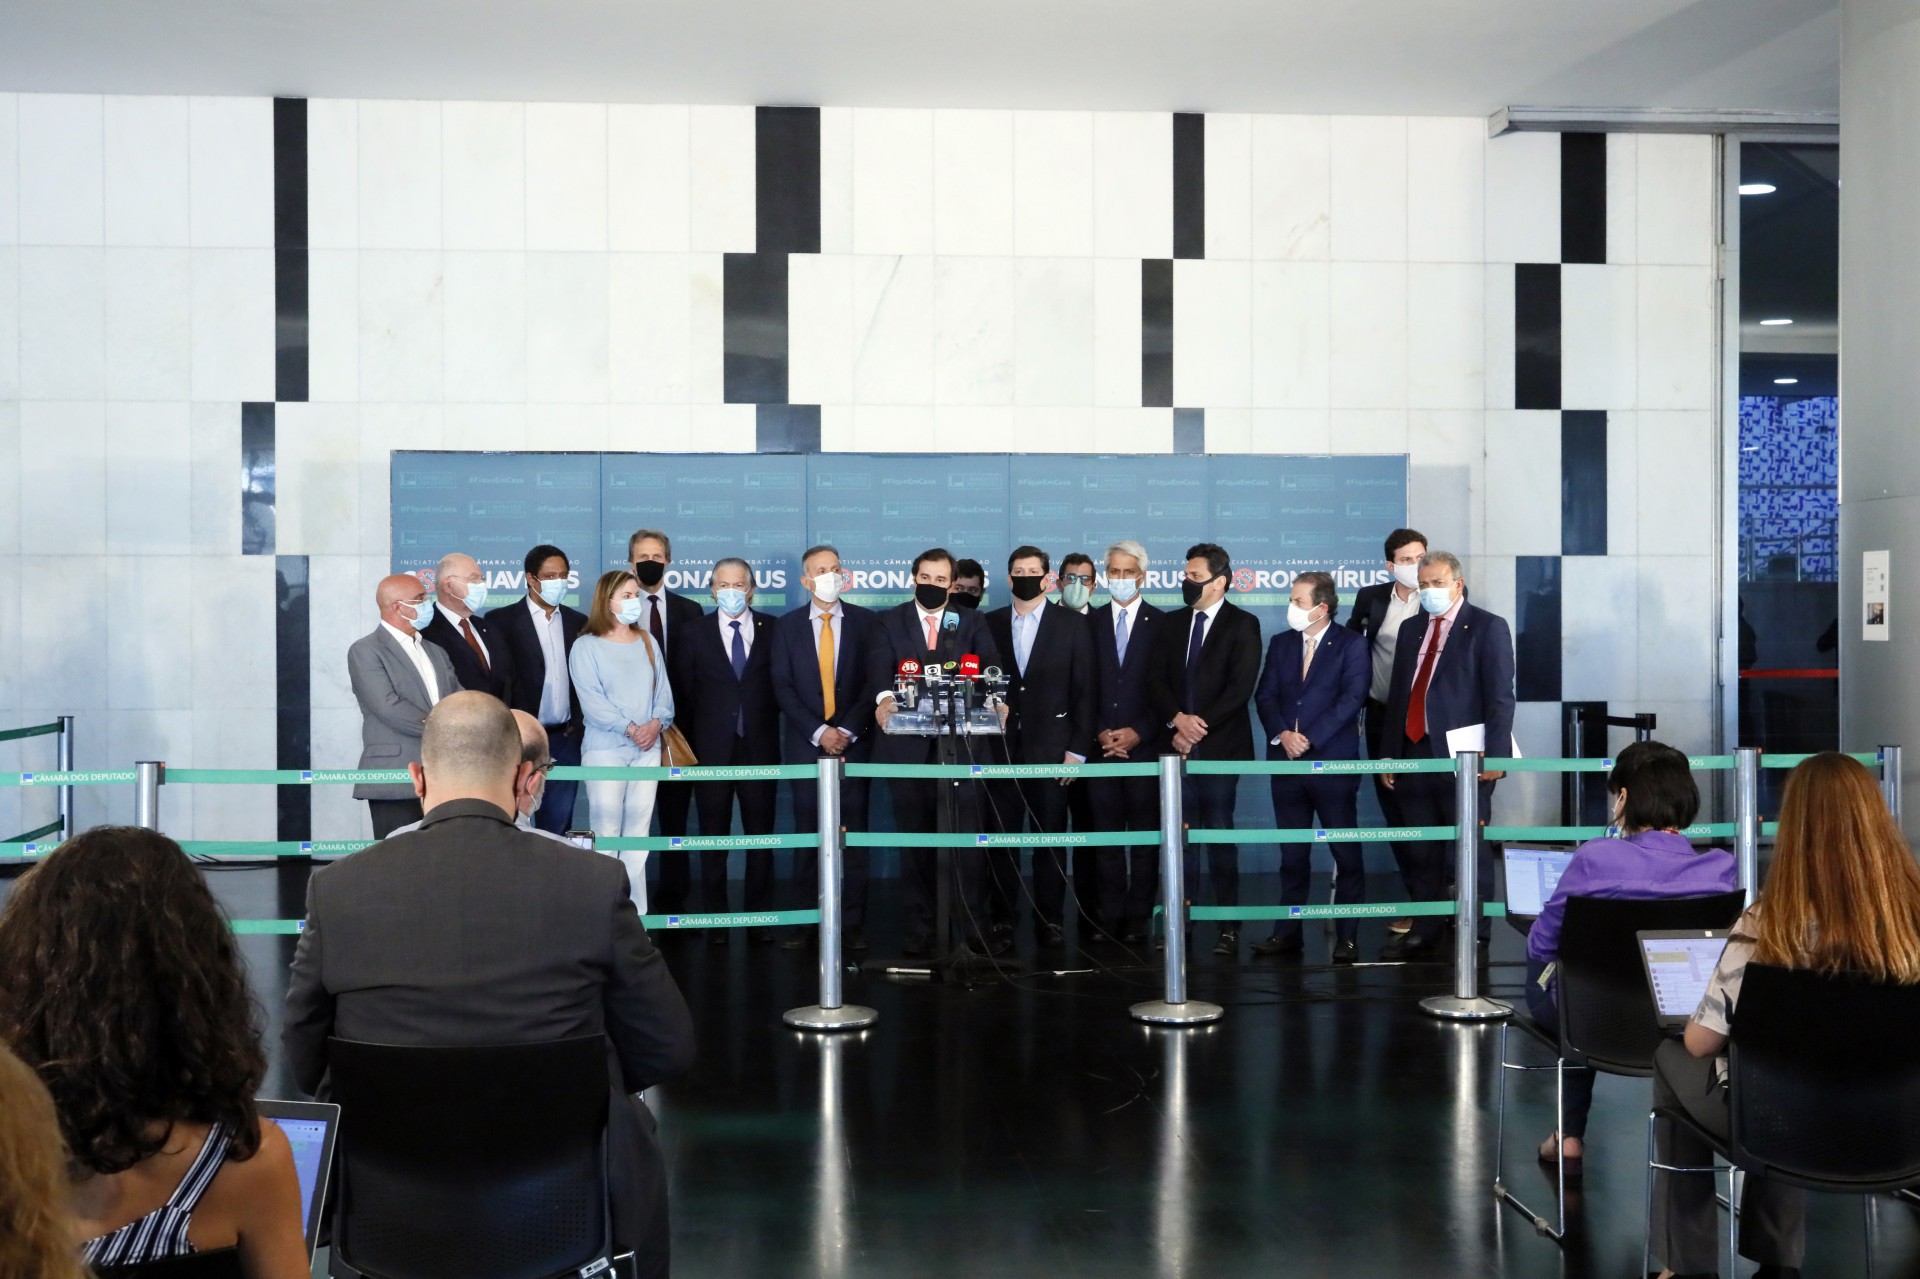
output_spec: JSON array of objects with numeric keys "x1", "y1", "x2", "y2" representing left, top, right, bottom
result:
[
  {"x1": 902, "y1": 931, "x2": 932, "y2": 958},
  {"x1": 1380, "y1": 934, "x2": 1440, "y2": 962},
  {"x1": 1250, "y1": 933, "x2": 1304, "y2": 958},
  {"x1": 1213, "y1": 928, "x2": 1239, "y2": 956},
  {"x1": 1038, "y1": 922, "x2": 1065, "y2": 948},
  {"x1": 1331, "y1": 938, "x2": 1359, "y2": 965}
]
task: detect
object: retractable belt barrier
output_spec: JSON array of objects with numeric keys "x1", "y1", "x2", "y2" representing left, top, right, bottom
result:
[{"x1": 0, "y1": 715, "x2": 78, "y2": 847}]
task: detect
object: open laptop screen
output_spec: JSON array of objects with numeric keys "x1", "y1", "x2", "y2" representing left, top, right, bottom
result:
[
  {"x1": 258, "y1": 1099, "x2": 339, "y2": 1257},
  {"x1": 1503, "y1": 846, "x2": 1575, "y2": 918},
  {"x1": 1638, "y1": 930, "x2": 1731, "y2": 1025}
]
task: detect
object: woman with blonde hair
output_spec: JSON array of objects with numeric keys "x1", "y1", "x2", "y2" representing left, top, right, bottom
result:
[
  {"x1": 1651, "y1": 751, "x2": 1920, "y2": 1279},
  {"x1": 0, "y1": 1039, "x2": 87, "y2": 1279},
  {"x1": 569, "y1": 568, "x2": 676, "y2": 911}
]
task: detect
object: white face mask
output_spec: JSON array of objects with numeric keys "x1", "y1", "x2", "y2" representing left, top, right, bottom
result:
[
  {"x1": 1286, "y1": 602, "x2": 1319, "y2": 632},
  {"x1": 1106, "y1": 576, "x2": 1140, "y2": 604},
  {"x1": 1391, "y1": 562, "x2": 1420, "y2": 590},
  {"x1": 1418, "y1": 586, "x2": 1454, "y2": 616},
  {"x1": 809, "y1": 570, "x2": 844, "y2": 604},
  {"x1": 537, "y1": 577, "x2": 568, "y2": 606}
]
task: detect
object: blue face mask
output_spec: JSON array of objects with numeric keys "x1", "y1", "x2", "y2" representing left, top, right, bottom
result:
[
  {"x1": 403, "y1": 598, "x2": 436, "y2": 630},
  {"x1": 1107, "y1": 576, "x2": 1139, "y2": 604},
  {"x1": 537, "y1": 577, "x2": 568, "y2": 606},
  {"x1": 1060, "y1": 581, "x2": 1093, "y2": 611},
  {"x1": 461, "y1": 581, "x2": 489, "y2": 612},
  {"x1": 1418, "y1": 586, "x2": 1454, "y2": 616},
  {"x1": 715, "y1": 588, "x2": 749, "y2": 617},
  {"x1": 615, "y1": 597, "x2": 645, "y2": 626}
]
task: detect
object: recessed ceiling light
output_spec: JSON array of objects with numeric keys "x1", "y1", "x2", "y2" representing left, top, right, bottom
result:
[
  {"x1": 1739, "y1": 183, "x2": 1777, "y2": 195},
  {"x1": 1758, "y1": 318, "x2": 1794, "y2": 326},
  {"x1": 1773, "y1": 377, "x2": 1799, "y2": 385}
]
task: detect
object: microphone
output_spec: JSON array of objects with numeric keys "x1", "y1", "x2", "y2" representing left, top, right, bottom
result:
[
  {"x1": 895, "y1": 658, "x2": 923, "y2": 708},
  {"x1": 958, "y1": 654, "x2": 982, "y2": 679},
  {"x1": 897, "y1": 658, "x2": 922, "y2": 678},
  {"x1": 941, "y1": 609, "x2": 960, "y2": 631}
]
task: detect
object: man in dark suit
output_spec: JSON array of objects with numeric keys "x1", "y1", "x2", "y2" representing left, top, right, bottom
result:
[
  {"x1": 421, "y1": 551, "x2": 515, "y2": 702},
  {"x1": 1345, "y1": 527, "x2": 1428, "y2": 908},
  {"x1": 982, "y1": 545, "x2": 1097, "y2": 947},
  {"x1": 1090, "y1": 539, "x2": 1166, "y2": 943},
  {"x1": 487, "y1": 544, "x2": 588, "y2": 835},
  {"x1": 629, "y1": 528, "x2": 708, "y2": 913},
  {"x1": 284, "y1": 693, "x2": 695, "y2": 1278},
  {"x1": 1251, "y1": 571, "x2": 1371, "y2": 963},
  {"x1": 1377, "y1": 549, "x2": 1515, "y2": 960},
  {"x1": 672, "y1": 558, "x2": 782, "y2": 938},
  {"x1": 770, "y1": 545, "x2": 877, "y2": 949},
  {"x1": 868, "y1": 546, "x2": 1007, "y2": 957},
  {"x1": 1149, "y1": 543, "x2": 1262, "y2": 956}
]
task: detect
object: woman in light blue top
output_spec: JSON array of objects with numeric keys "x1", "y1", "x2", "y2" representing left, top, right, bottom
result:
[{"x1": 568, "y1": 569, "x2": 675, "y2": 911}]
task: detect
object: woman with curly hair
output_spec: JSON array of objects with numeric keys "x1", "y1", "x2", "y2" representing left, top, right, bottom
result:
[
  {"x1": 0, "y1": 1039, "x2": 87, "y2": 1279},
  {"x1": 0, "y1": 827, "x2": 308, "y2": 1278}
]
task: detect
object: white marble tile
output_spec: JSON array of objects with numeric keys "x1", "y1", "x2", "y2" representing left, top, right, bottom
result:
[
  {"x1": 1014, "y1": 257, "x2": 1094, "y2": 407},
  {"x1": 1013, "y1": 111, "x2": 1093, "y2": 257},
  {"x1": 104, "y1": 96, "x2": 190, "y2": 246},
  {"x1": 309, "y1": 555, "x2": 370, "y2": 710},
  {"x1": 851, "y1": 108, "x2": 934, "y2": 256},
  {"x1": 686, "y1": 252, "x2": 725, "y2": 404},
  {"x1": 1470, "y1": 554, "x2": 1518, "y2": 641},
  {"x1": 933, "y1": 109, "x2": 1013, "y2": 257},
  {"x1": 933, "y1": 255, "x2": 1015, "y2": 405},
  {"x1": 1171, "y1": 258, "x2": 1250, "y2": 409},
  {"x1": 1199, "y1": 407, "x2": 1251, "y2": 452},
  {"x1": 611, "y1": 252, "x2": 694, "y2": 404},
  {"x1": 523, "y1": 402, "x2": 607, "y2": 454},
  {"x1": 1560, "y1": 554, "x2": 1639, "y2": 702},
  {"x1": 1248, "y1": 408, "x2": 1331, "y2": 454},
  {"x1": 442, "y1": 403, "x2": 526, "y2": 452},
  {"x1": 275, "y1": 402, "x2": 361, "y2": 557},
  {"x1": 609, "y1": 105, "x2": 690, "y2": 252},
  {"x1": 106, "y1": 554, "x2": 195, "y2": 709},
  {"x1": 190, "y1": 402, "x2": 241, "y2": 555},
  {"x1": 1483, "y1": 409, "x2": 1561, "y2": 556},
  {"x1": 308, "y1": 248, "x2": 359, "y2": 401},
  {"x1": 528, "y1": 103, "x2": 608, "y2": 251},
  {"x1": 20, "y1": 555, "x2": 108, "y2": 712},
  {"x1": 1250, "y1": 260, "x2": 1329, "y2": 409},
  {"x1": 817, "y1": 107, "x2": 853, "y2": 255},
  {"x1": 20, "y1": 401, "x2": 105, "y2": 556},
  {"x1": 307, "y1": 98, "x2": 358, "y2": 250},
  {"x1": 688, "y1": 105, "x2": 755, "y2": 253},
  {"x1": 1637, "y1": 410, "x2": 1715, "y2": 558},
  {"x1": 1250, "y1": 115, "x2": 1329, "y2": 260},
  {"x1": 850, "y1": 254, "x2": 933, "y2": 405},
  {"x1": 1637, "y1": 555, "x2": 1714, "y2": 701},
  {"x1": 358, "y1": 100, "x2": 441, "y2": 249},
  {"x1": 1329, "y1": 261, "x2": 1407, "y2": 409},
  {"x1": 1636, "y1": 266, "x2": 1715, "y2": 410},
  {"x1": 1092, "y1": 407, "x2": 1172, "y2": 453},
  {"x1": 1329, "y1": 116, "x2": 1406, "y2": 262},
  {"x1": 1015, "y1": 405, "x2": 1096, "y2": 452},
  {"x1": 527, "y1": 252, "x2": 611, "y2": 402},
  {"x1": 188, "y1": 709, "x2": 278, "y2": 838},
  {"x1": 1093, "y1": 112, "x2": 1171, "y2": 259},
  {"x1": 1605, "y1": 134, "x2": 1638, "y2": 265},
  {"x1": 1408, "y1": 409, "x2": 1484, "y2": 552},
  {"x1": 1090, "y1": 257, "x2": 1140, "y2": 408},
  {"x1": 1203, "y1": 112, "x2": 1252, "y2": 261},
  {"x1": 1406, "y1": 117, "x2": 1484, "y2": 263},
  {"x1": 0, "y1": 95, "x2": 17, "y2": 244},
  {"x1": 847, "y1": 404, "x2": 934, "y2": 451},
  {"x1": 441, "y1": 251, "x2": 526, "y2": 402},
  {"x1": 1483, "y1": 263, "x2": 1516, "y2": 411},
  {"x1": 686, "y1": 403, "x2": 756, "y2": 452},
  {"x1": 0, "y1": 249, "x2": 14, "y2": 398},
  {"x1": 817, "y1": 403, "x2": 855, "y2": 451},
  {"x1": 1484, "y1": 130, "x2": 1559, "y2": 264},
  {"x1": 0, "y1": 402, "x2": 17, "y2": 554},
  {"x1": 1631, "y1": 700, "x2": 1716, "y2": 757},
  {"x1": 191, "y1": 554, "x2": 277, "y2": 711},
  {"x1": 103, "y1": 247, "x2": 191, "y2": 400},
  {"x1": 19, "y1": 246, "x2": 104, "y2": 399},
  {"x1": 1502, "y1": 700, "x2": 1564, "y2": 824},
  {"x1": 1560, "y1": 263, "x2": 1637, "y2": 411},
  {"x1": 189, "y1": 96, "x2": 273, "y2": 247},
  {"x1": 1406, "y1": 263, "x2": 1483, "y2": 410},
  {"x1": 933, "y1": 404, "x2": 1017, "y2": 452},
  {"x1": 311, "y1": 708, "x2": 371, "y2": 836},
  {"x1": 358, "y1": 404, "x2": 445, "y2": 556},
  {"x1": 787, "y1": 251, "x2": 853, "y2": 406},
  {"x1": 1329, "y1": 410, "x2": 1409, "y2": 462},
  {"x1": 1607, "y1": 411, "x2": 1639, "y2": 556},
  {"x1": 18, "y1": 94, "x2": 103, "y2": 245},
  {"x1": 357, "y1": 250, "x2": 445, "y2": 402},
  {"x1": 1636, "y1": 133, "x2": 1714, "y2": 267},
  {"x1": 441, "y1": 100, "x2": 525, "y2": 250},
  {"x1": 105, "y1": 402, "x2": 192, "y2": 555},
  {"x1": 189, "y1": 248, "x2": 275, "y2": 402},
  {"x1": 609, "y1": 402, "x2": 693, "y2": 452}
]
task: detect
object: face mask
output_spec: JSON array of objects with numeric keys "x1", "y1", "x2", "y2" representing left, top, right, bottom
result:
[
  {"x1": 1419, "y1": 586, "x2": 1454, "y2": 615},
  {"x1": 1286, "y1": 603, "x2": 1319, "y2": 632},
  {"x1": 615, "y1": 597, "x2": 645, "y2": 626},
  {"x1": 1391, "y1": 562, "x2": 1420, "y2": 590},
  {"x1": 1009, "y1": 576, "x2": 1045, "y2": 602},
  {"x1": 537, "y1": 577, "x2": 568, "y2": 606},
  {"x1": 1107, "y1": 576, "x2": 1139, "y2": 605},
  {"x1": 947, "y1": 591, "x2": 980, "y2": 611},
  {"x1": 1182, "y1": 575, "x2": 1219, "y2": 608},
  {"x1": 915, "y1": 582, "x2": 951, "y2": 611},
  {"x1": 1060, "y1": 581, "x2": 1092, "y2": 610},
  {"x1": 633, "y1": 560, "x2": 666, "y2": 589},
  {"x1": 460, "y1": 581, "x2": 489, "y2": 612},
  {"x1": 809, "y1": 571, "x2": 843, "y2": 604},
  {"x1": 402, "y1": 598, "x2": 435, "y2": 630},
  {"x1": 715, "y1": 587, "x2": 749, "y2": 617}
]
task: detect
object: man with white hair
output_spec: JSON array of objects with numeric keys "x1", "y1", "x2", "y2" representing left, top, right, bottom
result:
[
  {"x1": 420, "y1": 552, "x2": 515, "y2": 701},
  {"x1": 348, "y1": 574, "x2": 462, "y2": 838},
  {"x1": 1088, "y1": 539, "x2": 1168, "y2": 943}
]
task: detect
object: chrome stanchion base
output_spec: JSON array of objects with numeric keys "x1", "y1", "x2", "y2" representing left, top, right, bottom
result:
[
  {"x1": 783, "y1": 1004, "x2": 880, "y2": 1031},
  {"x1": 1418, "y1": 995, "x2": 1513, "y2": 1022},
  {"x1": 1129, "y1": 999, "x2": 1225, "y2": 1025}
]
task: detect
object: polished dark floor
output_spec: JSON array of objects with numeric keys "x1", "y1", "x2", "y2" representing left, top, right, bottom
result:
[{"x1": 8, "y1": 865, "x2": 1918, "y2": 1278}]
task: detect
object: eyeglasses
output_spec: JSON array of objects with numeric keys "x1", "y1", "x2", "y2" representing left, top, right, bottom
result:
[{"x1": 1062, "y1": 573, "x2": 1094, "y2": 585}]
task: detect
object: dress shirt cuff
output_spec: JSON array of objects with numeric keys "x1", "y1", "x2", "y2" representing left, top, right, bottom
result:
[
  {"x1": 1065, "y1": 752, "x2": 1085, "y2": 764},
  {"x1": 1270, "y1": 734, "x2": 1283, "y2": 745},
  {"x1": 876, "y1": 691, "x2": 895, "y2": 706},
  {"x1": 810, "y1": 724, "x2": 828, "y2": 747}
]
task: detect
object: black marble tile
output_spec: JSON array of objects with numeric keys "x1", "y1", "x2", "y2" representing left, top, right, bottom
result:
[
  {"x1": 1173, "y1": 408, "x2": 1204, "y2": 454},
  {"x1": 724, "y1": 252, "x2": 789, "y2": 405},
  {"x1": 275, "y1": 555, "x2": 311, "y2": 842},
  {"x1": 1514, "y1": 263, "x2": 1561, "y2": 411},
  {"x1": 1515, "y1": 554, "x2": 1563, "y2": 702},
  {"x1": 757, "y1": 107, "x2": 820, "y2": 256},
  {"x1": 1561, "y1": 409, "x2": 1607, "y2": 556},
  {"x1": 1173, "y1": 113, "x2": 1205, "y2": 261},
  {"x1": 241, "y1": 402, "x2": 275, "y2": 556},
  {"x1": 756, "y1": 403, "x2": 820, "y2": 454},
  {"x1": 274, "y1": 98, "x2": 308, "y2": 403},
  {"x1": 1141, "y1": 259, "x2": 1173, "y2": 408},
  {"x1": 1559, "y1": 132, "x2": 1607, "y2": 266}
]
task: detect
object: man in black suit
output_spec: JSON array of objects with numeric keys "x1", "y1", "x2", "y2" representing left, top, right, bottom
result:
[
  {"x1": 487, "y1": 544, "x2": 588, "y2": 835},
  {"x1": 770, "y1": 544, "x2": 877, "y2": 949},
  {"x1": 1376, "y1": 549, "x2": 1515, "y2": 960},
  {"x1": 672, "y1": 558, "x2": 782, "y2": 939},
  {"x1": 284, "y1": 693, "x2": 695, "y2": 1278},
  {"x1": 421, "y1": 551, "x2": 515, "y2": 702},
  {"x1": 1345, "y1": 527, "x2": 1428, "y2": 907},
  {"x1": 868, "y1": 547, "x2": 1007, "y2": 957},
  {"x1": 983, "y1": 545, "x2": 1097, "y2": 947},
  {"x1": 629, "y1": 528, "x2": 707, "y2": 913},
  {"x1": 1090, "y1": 538, "x2": 1166, "y2": 943},
  {"x1": 1150, "y1": 542, "x2": 1262, "y2": 956}
]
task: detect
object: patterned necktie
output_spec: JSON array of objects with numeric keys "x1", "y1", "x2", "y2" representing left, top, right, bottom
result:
[{"x1": 818, "y1": 613, "x2": 837, "y2": 721}]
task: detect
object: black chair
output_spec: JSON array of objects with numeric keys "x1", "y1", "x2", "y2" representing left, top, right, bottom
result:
[
  {"x1": 327, "y1": 1035, "x2": 618, "y2": 1279},
  {"x1": 94, "y1": 1251, "x2": 245, "y2": 1279},
  {"x1": 1495, "y1": 890, "x2": 1744, "y2": 1240},
  {"x1": 1644, "y1": 963, "x2": 1920, "y2": 1278}
]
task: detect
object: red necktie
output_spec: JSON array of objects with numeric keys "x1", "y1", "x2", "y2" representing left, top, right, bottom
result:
[
  {"x1": 459, "y1": 618, "x2": 490, "y2": 673},
  {"x1": 1405, "y1": 617, "x2": 1442, "y2": 744}
]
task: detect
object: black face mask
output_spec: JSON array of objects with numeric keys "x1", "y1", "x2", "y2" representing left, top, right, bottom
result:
[
  {"x1": 915, "y1": 582, "x2": 951, "y2": 611},
  {"x1": 1182, "y1": 574, "x2": 1221, "y2": 608},
  {"x1": 1008, "y1": 576, "x2": 1045, "y2": 602},
  {"x1": 947, "y1": 592, "x2": 981, "y2": 610},
  {"x1": 633, "y1": 560, "x2": 666, "y2": 589}
]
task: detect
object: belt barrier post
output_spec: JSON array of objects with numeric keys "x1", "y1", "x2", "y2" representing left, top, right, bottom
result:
[
  {"x1": 785, "y1": 757, "x2": 877, "y2": 1031},
  {"x1": 56, "y1": 715, "x2": 75, "y2": 838},
  {"x1": 133, "y1": 761, "x2": 164, "y2": 831},
  {"x1": 1735, "y1": 746, "x2": 1760, "y2": 906},
  {"x1": 1130, "y1": 754, "x2": 1223, "y2": 1026},
  {"x1": 1881, "y1": 744, "x2": 1903, "y2": 827},
  {"x1": 1419, "y1": 750, "x2": 1510, "y2": 1022}
]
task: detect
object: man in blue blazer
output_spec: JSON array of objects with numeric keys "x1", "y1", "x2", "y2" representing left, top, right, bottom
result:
[
  {"x1": 1377, "y1": 550, "x2": 1516, "y2": 960},
  {"x1": 1251, "y1": 572, "x2": 1371, "y2": 963},
  {"x1": 1090, "y1": 539, "x2": 1166, "y2": 943}
]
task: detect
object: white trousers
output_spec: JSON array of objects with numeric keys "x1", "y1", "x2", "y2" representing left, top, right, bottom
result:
[{"x1": 582, "y1": 745, "x2": 661, "y2": 912}]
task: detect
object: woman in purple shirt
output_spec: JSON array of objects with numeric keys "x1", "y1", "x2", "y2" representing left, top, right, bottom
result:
[{"x1": 1525, "y1": 741, "x2": 1737, "y2": 1165}]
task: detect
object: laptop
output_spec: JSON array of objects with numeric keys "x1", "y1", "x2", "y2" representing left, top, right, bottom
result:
[
  {"x1": 1637, "y1": 929, "x2": 1732, "y2": 1028},
  {"x1": 258, "y1": 1098, "x2": 340, "y2": 1260},
  {"x1": 1503, "y1": 846, "x2": 1576, "y2": 920}
]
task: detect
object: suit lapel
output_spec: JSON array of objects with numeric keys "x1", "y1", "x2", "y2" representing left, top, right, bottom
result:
[{"x1": 377, "y1": 629, "x2": 433, "y2": 710}]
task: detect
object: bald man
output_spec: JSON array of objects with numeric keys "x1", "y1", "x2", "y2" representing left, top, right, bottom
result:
[
  {"x1": 348, "y1": 573, "x2": 463, "y2": 837},
  {"x1": 420, "y1": 552, "x2": 514, "y2": 701},
  {"x1": 387, "y1": 709, "x2": 572, "y2": 844}
]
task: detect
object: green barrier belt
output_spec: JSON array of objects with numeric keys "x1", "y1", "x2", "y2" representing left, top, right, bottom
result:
[
  {"x1": 0, "y1": 722, "x2": 62, "y2": 743},
  {"x1": 1483, "y1": 823, "x2": 1736, "y2": 841},
  {"x1": 845, "y1": 830, "x2": 1159, "y2": 848},
  {"x1": 0, "y1": 770, "x2": 137, "y2": 787},
  {"x1": 1481, "y1": 758, "x2": 1611, "y2": 773},
  {"x1": 166, "y1": 765, "x2": 820, "y2": 785},
  {"x1": 232, "y1": 920, "x2": 307, "y2": 935},
  {"x1": 551, "y1": 764, "x2": 820, "y2": 782},
  {"x1": 1, "y1": 821, "x2": 63, "y2": 845},
  {"x1": 597, "y1": 833, "x2": 817, "y2": 851},
  {"x1": 178, "y1": 841, "x2": 374, "y2": 857},
  {"x1": 1762, "y1": 821, "x2": 1779, "y2": 837},
  {"x1": 231, "y1": 909, "x2": 822, "y2": 936},
  {"x1": 845, "y1": 761, "x2": 1160, "y2": 779},
  {"x1": 1186, "y1": 758, "x2": 1458, "y2": 776},
  {"x1": 1761, "y1": 752, "x2": 1883, "y2": 768},
  {"x1": 1164, "y1": 901, "x2": 1510, "y2": 921},
  {"x1": 168, "y1": 768, "x2": 416, "y2": 785},
  {"x1": 1189, "y1": 826, "x2": 1457, "y2": 844}
]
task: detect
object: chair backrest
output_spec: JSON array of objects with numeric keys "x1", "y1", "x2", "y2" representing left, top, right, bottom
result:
[
  {"x1": 1729, "y1": 963, "x2": 1920, "y2": 1190},
  {"x1": 93, "y1": 1248, "x2": 245, "y2": 1279},
  {"x1": 1555, "y1": 891, "x2": 1745, "y2": 1073},
  {"x1": 327, "y1": 1035, "x2": 612, "y2": 1279}
]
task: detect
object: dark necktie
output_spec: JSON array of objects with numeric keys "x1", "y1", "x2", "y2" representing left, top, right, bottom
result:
[
  {"x1": 729, "y1": 620, "x2": 747, "y2": 735},
  {"x1": 1184, "y1": 611, "x2": 1208, "y2": 713},
  {"x1": 459, "y1": 618, "x2": 490, "y2": 673},
  {"x1": 1405, "y1": 617, "x2": 1443, "y2": 744},
  {"x1": 648, "y1": 593, "x2": 664, "y2": 648}
]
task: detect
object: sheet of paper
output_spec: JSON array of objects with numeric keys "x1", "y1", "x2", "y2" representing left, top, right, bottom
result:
[{"x1": 1444, "y1": 723, "x2": 1485, "y2": 757}]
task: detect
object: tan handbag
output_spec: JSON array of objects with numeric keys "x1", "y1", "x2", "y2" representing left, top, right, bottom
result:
[{"x1": 637, "y1": 632, "x2": 699, "y2": 768}]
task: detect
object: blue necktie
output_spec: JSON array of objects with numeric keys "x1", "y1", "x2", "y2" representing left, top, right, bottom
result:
[
  {"x1": 1184, "y1": 611, "x2": 1208, "y2": 712},
  {"x1": 729, "y1": 620, "x2": 747, "y2": 735},
  {"x1": 1114, "y1": 606, "x2": 1130, "y2": 665}
]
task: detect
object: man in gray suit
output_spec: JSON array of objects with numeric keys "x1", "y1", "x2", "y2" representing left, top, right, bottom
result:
[
  {"x1": 349, "y1": 573, "x2": 461, "y2": 837},
  {"x1": 285, "y1": 692, "x2": 696, "y2": 1277}
]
